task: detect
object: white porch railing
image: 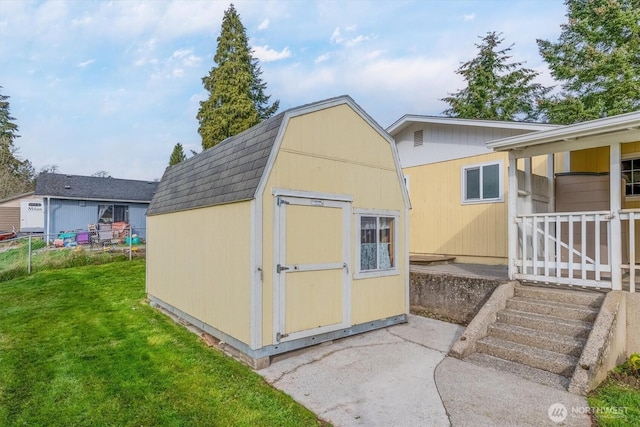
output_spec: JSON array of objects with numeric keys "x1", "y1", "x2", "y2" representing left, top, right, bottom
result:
[
  {"x1": 515, "y1": 211, "x2": 613, "y2": 289},
  {"x1": 621, "y1": 209, "x2": 639, "y2": 293}
]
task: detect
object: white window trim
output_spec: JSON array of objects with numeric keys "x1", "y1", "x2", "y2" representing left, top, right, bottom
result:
[
  {"x1": 622, "y1": 152, "x2": 640, "y2": 201},
  {"x1": 354, "y1": 208, "x2": 400, "y2": 279},
  {"x1": 461, "y1": 160, "x2": 504, "y2": 205}
]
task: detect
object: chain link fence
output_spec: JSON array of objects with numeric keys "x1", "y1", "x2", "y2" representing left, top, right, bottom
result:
[{"x1": 0, "y1": 227, "x2": 146, "y2": 281}]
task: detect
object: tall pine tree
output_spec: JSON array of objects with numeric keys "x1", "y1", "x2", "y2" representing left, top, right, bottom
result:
[
  {"x1": 169, "y1": 142, "x2": 186, "y2": 166},
  {"x1": 0, "y1": 86, "x2": 35, "y2": 199},
  {"x1": 197, "y1": 4, "x2": 279, "y2": 149},
  {"x1": 441, "y1": 32, "x2": 549, "y2": 122},
  {"x1": 537, "y1": 0, "x2": 640, "y2": 124}
]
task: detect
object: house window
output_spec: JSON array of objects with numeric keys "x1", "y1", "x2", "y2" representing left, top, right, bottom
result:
[
  {"x1": 355, "y1": 210, "x2": 399, "y2": 278},
  {"x1": 462, "y1": 161, "x2": 503, "y2": 203},
  {"x1": 622, "y1": 156, "x2": 640, "y2": 197},
  {"x1": 98, "y1": 204, "x2": 129, "y2": 224}
]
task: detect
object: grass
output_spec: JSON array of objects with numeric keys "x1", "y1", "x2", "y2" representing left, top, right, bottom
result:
[
  {"x1": 588, "y1": 355, "x2": 640, "y2": 427},
  {"x1": 0, "y1": 238, "x2": 130, "y2": 282},
  {"x1": 0, "y1": 260, "x2": 322, "y2": 426}
]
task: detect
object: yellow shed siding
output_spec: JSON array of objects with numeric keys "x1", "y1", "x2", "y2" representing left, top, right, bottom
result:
[
  {"x1": 260, "y1": 105, "x2": 407, "y2": 346},
  {"x1": 404, "y1": 151, "x2": 509, "y2": 264},
  {"x1": 147, "y1": 201, "x2": 253, "y2": 345}
]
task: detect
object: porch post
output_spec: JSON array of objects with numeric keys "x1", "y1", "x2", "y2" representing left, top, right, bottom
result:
[
  {"x1": 508, "y1": 152, "x2": 518, "y2": 280},
  {"x1": 547, "y1": 154, "x2": 555, "y2": 212},
  {"x1": 524, "y1": 157, "x2": 533, "y2": 214},
  {"x1": 610, "y1": 143, "x2": 622, "y2": 290}
]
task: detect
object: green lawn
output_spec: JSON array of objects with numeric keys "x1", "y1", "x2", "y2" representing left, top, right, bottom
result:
[
  {"x1": 0, "y1": 260, "x2": 322, "y2": 426},
  {"x1": 588, "y1": 357, "x2": 640, "y2": 427}
]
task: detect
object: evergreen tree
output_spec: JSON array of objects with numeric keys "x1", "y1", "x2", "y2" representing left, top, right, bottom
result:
[
  {"x1": 0, "y1": 87, "x2": 35, "y2": 199},
  {"x1": 538, "y1": 0, "x2": 640, "y2": 124},
  {"x1": 441, "y1": 32, "x2": 550, "y2": 121},
  {"x1": 197, "y1": 4, "x2": 279, "y2": 149},
  {"x1": 169, "y1": 142, "x2": 187, "y2": 166}
]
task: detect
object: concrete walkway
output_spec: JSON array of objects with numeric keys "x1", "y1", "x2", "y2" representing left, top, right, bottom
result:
[{"x1": 258, "y1": 315, "x2": 592, "y2": 427}]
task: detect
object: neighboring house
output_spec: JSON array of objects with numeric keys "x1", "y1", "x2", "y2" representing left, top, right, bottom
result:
[
  {"x1": 35, "y1": 173, "x2": 158, "y2": 239},
  {"x1": 487, "y1": 111, "x2": 640, "y2": 291},
  {"x1": 387, "y1": 115, "x2": 560, "y2": 265},
  {"x1": 0, "y1": 191, "x2": 34, "y2": 231},
  {"x1": 146, "y1": 96, "x2": 410, "y2": 367}
]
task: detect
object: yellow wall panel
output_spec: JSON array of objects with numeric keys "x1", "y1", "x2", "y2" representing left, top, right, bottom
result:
[
  {"x1": 404, "y1": 151, "x2": 509, "y2": 263},
  {"x1": 147, "y1": 201, "x2": 252, "y2": 344},
  {"x1": 351, "y1": 275, "x2": 405, "y2": 324}
]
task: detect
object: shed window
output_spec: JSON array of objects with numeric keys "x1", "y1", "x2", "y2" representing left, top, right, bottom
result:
[
  {"x1": 357, "y1": 213, "x2": 397, "y2": 277},
  {"x1": 98, "y1": 204, "x2": 129, "y2": 224},
  {"x1": 462, "y1": 161, "x2": 503, "y2": 204}
]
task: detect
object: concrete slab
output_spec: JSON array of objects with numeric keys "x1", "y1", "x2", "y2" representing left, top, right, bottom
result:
[
  {"x1": 435, "y1": 357, "x2": 591, "y2": 427},
  {"x1": 259, "y1": 315, "x2": 464, "y2": 426},
  {"x1": 411, "y1": 263, "x2": 509, "y2": 280},
  {"x1": 259, "y1": 314, "x2": 594, "y2": 426}
]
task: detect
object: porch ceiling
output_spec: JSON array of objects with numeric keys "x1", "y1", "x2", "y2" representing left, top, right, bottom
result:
[{"x1": 487, "y1": 112, "x2": 640, "y2": 158}]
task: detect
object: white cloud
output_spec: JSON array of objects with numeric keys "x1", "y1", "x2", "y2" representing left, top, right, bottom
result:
[
  {"x1": 258, "y1": 19, "x2": 270, "y2": 30},
  {"x1": 77, "y1": 59, "x2": 95, "y2": 68},
  {"x1": 253, "y1": 45, "x2": 292, "y2": 62},
  {"x1": 463, "y1": 13, "x2": 476, "y2": 21},
  {"x1": 315, "y1": 52, "x2": 331, "y2": 63},
  {"x1": 330, "y1": 26, "x2": 373, "y2": 47},
  {"x1": 173, "y1": 69, "x2": 184, "y2": 78},
  {"x1": 330, "y1": 27, "x2": 343, "y2": 44}
]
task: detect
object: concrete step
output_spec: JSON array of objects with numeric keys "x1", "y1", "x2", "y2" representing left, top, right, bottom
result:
[
  {"x1": 515, "y1": 285, "x2": 605, "y2": 308},
  {"x1": 465, "y1": 352, "x2": 571, "y2": 390},
  {"x1": 507, "y1": 297, "x2": 600, "y2": 322},
  {"x1": 497, "y1": 309, "x2": 593, "y2": 339},
  {"x1": 477, "y1": 336, "x2": 578, "y2": 377},
  {"x1": 488, "y1": 323, "x2": 586, "y2": 357}
]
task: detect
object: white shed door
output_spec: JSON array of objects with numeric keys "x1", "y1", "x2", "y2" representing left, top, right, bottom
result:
[{"x1": 274, "y1": 195, "x2": 351, "y2": 342}]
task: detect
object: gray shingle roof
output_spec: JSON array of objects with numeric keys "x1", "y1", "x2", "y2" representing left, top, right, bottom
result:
[
  {"x1": 35, "y1": 173, "x2": 158, "y2": 202},
  {"x1": 147, "y1": 111, "x2": 285, "y2": 216}
]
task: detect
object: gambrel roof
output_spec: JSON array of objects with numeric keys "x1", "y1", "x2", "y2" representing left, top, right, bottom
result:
[
  {"x1": 147, "y1": 112, "x2": 285, "y2": 215},
  {"x1": 35, "y1": 173, "x2": 158, "y2": 203},
  {"x1": 148, "y1": 95, "x2": 408, "y2": 216}
]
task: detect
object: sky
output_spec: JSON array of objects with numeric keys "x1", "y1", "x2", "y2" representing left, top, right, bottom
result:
[{"x1": 0, "y1": 0, "x2": 569, "y2": 181}]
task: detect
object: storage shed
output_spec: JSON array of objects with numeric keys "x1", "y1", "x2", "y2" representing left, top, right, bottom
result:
[{"x1": 146, "y1": 96, "x2": 410, "y2": 367}]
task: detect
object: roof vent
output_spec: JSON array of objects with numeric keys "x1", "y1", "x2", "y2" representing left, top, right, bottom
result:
[
  {"x1": 414, "y1": 130, "x2": 424, "y2": 147},
  {"x1": 64, "y1": 185, "x2": 71, "y2": 189}
]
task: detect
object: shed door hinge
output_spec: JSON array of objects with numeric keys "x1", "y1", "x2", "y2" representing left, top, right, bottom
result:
[{"x1": 276, "y1": 264, "x2": 290, "y2": 273}]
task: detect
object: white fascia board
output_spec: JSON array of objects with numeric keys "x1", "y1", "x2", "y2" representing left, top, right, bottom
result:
[
  {"x1": 37, "y1": 195, "x2": 152, "y2": 204},
  {"x1": 386, "y1": 114, "x2": 560, "y2": 136},
  {"x1": 488, "y1": 111, "x2": 640, "y2": 152}
]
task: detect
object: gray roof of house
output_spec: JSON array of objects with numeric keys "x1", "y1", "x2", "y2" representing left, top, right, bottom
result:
[
  {"x1": 35, "y1": 173, "x2": 158, "y2": 203},
  {"x1": 147, "y1": 111, "x2": 285, "y2": 216}
]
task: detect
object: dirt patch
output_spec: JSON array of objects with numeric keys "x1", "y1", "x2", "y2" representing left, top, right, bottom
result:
[{"x1": 608, "y1": 371, "x2": 640, "y2": 390}]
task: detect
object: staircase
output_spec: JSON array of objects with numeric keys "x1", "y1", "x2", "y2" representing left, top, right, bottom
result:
[{"x1": 466, "y1": 284, "x2": 605, "y2": 390}]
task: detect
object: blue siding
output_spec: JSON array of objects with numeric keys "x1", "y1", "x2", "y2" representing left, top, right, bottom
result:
[{"x1": 44, "y1": 199, "x2": 149, "y2": 239}]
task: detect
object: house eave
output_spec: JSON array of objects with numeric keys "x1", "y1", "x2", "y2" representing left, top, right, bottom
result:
[
  {"x1": 487, "y1": 111, "x2": 640, "y2": 152},
  {"x1": 36, "y1": 195, "x2": 153, "y2": 204},
  {"x1": 386, "y1": 114, "x2": 560, "y2": 136}
]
